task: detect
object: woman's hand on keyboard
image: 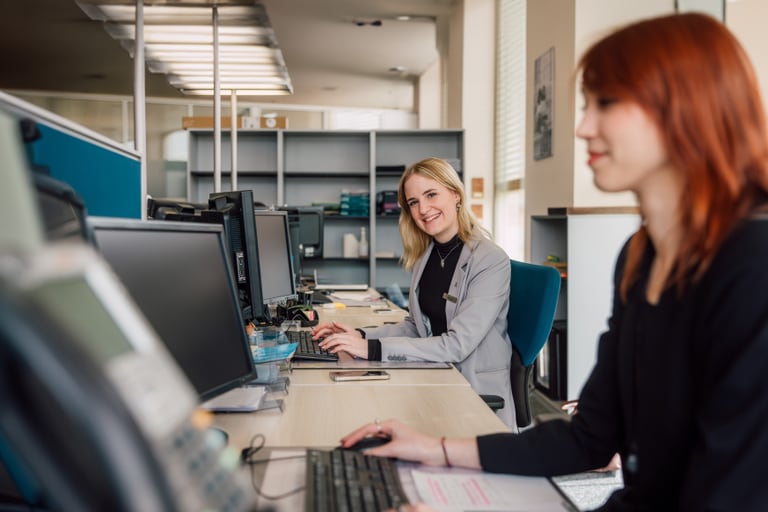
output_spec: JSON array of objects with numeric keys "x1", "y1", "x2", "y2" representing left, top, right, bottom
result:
[
  {"x1": 311, "y1": 320, "x2": 353, "y2": 339},
  {"x1": 318, "y1": 325, "x2": 368, "y2": 359}
]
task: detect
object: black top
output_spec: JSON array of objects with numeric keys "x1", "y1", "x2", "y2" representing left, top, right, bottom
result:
[
  {"x1": 367, "y1": 235, "x2": 463, "y2": 361},
  {"x1": 418, "y1": 235, "x2": 463, "y2": 336},
  {"x1": 476, "y1": 216, "x2": 768, "y2": 511}
]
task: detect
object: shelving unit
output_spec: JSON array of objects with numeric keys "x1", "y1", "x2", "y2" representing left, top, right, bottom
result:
[
  {"x1": 531, "y1": 207, "x2": 640, "y2": 400},
  {"x1": 187, "y1": 129, "x2": 464, "y2": 293},
  {"x1": 187, "y1": 130, "x2": 279, "y2": 205}
]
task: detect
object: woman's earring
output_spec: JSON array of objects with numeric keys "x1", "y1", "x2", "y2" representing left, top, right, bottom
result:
[{"x1": 456, "y1": 203, "x2": 461, "y2": 210}]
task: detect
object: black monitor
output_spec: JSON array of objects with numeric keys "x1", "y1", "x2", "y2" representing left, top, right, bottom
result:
[
  {"x1": 32, "y1": 173, "x2": 89, "y2": 242},
  {"x1": 87, "y1": 217, "x2": 257, "y2": 402},
  {"x1": 253, "y1": 210, "x2": 298, "y2": 308},
  {"x1": 278, "y1": 206, "x2": 324, "y2": 260},
  {"x1": 146, "y1": 196, "x2": 206, "y2": 220},
  {"x1": 205, "y1": 191, "x2": 264, "y2": 324}
]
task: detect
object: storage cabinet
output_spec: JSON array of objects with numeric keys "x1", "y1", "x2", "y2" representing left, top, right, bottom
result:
[
  {"x1": 187, "y1": 129, "x2": 464, "y2": 293},
  {"x1": 531, "y1": 208, "x2": 640, "y2": 400}
]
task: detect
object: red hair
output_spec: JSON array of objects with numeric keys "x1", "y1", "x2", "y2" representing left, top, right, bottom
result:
[{"x1": 579, "y1": 13, "x2": 768, "y2": 300}]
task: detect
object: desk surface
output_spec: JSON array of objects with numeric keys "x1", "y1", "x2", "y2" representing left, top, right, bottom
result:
[
  {"x1": 214, "y1": 367, "x2": 508, "y2": 449},
  {"x1": 287, "y1": 367, "x2": 470, "y2": 387},
  {"x1": 313, "y1": 295, "x2": 408, "y2": 329}
]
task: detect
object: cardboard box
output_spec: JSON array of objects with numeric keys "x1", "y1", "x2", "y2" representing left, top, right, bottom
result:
[{"x1": 258, "y1": 116, "x2": 288, "y2": 129}]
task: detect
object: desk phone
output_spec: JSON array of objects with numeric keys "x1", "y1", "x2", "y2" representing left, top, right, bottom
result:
[{"x1": 0, "y1": 246, "x2": 254, "y2": 512}]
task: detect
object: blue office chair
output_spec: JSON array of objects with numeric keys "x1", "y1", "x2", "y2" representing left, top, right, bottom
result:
[{"x1": 481, "y1": 260, "x2": 561, "y2": 428}]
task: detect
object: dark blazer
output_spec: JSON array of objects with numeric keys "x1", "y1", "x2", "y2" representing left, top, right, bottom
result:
[
  {"x1": 362, "y1": 235, "x2": 515, "y2": 429},
  {"x1": 476, "y1": 217, "x2": 768, "y2": 510}
]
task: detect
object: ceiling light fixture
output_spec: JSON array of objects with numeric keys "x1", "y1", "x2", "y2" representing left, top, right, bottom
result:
[{"x1": 76, "y1": 0, "x2": 293, "y2": 96}]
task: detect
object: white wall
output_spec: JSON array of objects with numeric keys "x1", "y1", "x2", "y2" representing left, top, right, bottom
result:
[
  {"x1": 572, "y1": 0, "x2": 675, "y2": 208},
  {"x1": 460, "y1": 0, "x2": 496, "y2": 230},
  {"x1": 524, "y1": 0, "x2": 576, "y2": 258},
  {"x1": 418, "y1": 59, "x2": 442, "y2": 129},
  {"x1": 727, "y1": 0, "x2": 768, "y2": 109}
]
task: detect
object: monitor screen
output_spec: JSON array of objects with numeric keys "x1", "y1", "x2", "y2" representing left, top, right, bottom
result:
[
  {"x1": 253, "y1": 210, "x2": 298, "y2": 305},
  {"x1": 88, "y1": 218, "x2": 256, "y2": 401},
  {"x1": 278, "y1": 206, "x2": 324, "y2": 259}
]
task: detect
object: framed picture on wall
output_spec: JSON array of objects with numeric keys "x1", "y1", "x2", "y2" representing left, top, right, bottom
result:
[
  {"x1": 533, "y1": 47, "x2": 554, "y2": 161},
  {"x1": 675, "y1": 0, "x2": 725, "y2": 21}
]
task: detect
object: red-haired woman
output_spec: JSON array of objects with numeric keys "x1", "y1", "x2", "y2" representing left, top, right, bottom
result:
[{"x1": 341, "y1": 13, "x2": 768, "y2": 511}]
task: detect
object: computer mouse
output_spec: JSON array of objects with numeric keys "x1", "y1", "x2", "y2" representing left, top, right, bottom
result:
[{"x1": 344, "y1": 435, "x2": 392, "y2": 452}]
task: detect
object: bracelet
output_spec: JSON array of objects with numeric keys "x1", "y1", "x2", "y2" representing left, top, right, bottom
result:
[
  {"x1": 355, "y1": 328, "x2": 366, "y2": 339},
  {"x1": 440, "y1": 436, "x2": 452, "y2": 468}
]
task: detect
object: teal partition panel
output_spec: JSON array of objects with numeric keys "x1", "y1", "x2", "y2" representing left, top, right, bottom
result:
[{"x1": 29, "y1": 124, "x2": 141, "y2": 219}]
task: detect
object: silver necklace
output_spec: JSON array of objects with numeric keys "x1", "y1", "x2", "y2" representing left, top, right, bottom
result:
[{"x1": 435, "y1": 241, "x2": 462, "y2": 268}]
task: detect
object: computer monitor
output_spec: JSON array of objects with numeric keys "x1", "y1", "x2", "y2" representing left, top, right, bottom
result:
[
  {"x1": 163, "y1": 190, "x2": 264, "y2": 324},
  {"x1": 278, "y1": 206, "x2": 324, "y2": 260},
  {"x1": 32, "y1": 173, "x2": 89, "y2": 242},
  {"x1": 146, "y1": 196, "x2": 206, "y2": 220},
  {"x1": 253, "y1": 210, "x2": 298, "y2": 308},
  {"x1": 88, "y1": 217, "x2": 257, "y2": 402}
]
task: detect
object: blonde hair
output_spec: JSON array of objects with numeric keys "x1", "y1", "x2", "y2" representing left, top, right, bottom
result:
[{"x1": 397, "y1": 157, "x2": 489, "y2": 271}]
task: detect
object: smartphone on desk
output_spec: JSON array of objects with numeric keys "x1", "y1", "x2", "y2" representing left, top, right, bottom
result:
[{"x1": 330, "y1": 370, "x2": 390, "y2": 382}]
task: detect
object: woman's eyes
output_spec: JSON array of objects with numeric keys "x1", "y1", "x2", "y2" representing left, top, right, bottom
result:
[
  {"x1": 408, "y1": 192, "x2": 437, "y2": 207},
  {"x1": 596, "y1": 97, "x2": 618, "y2": 108},
  {"x1": 582, "y1": 95, "x2": 619, "y2": 110}
]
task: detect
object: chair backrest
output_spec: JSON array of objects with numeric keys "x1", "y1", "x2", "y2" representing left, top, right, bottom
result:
[
  {"x1": 507, "y1": 260, "x2": 561, "y2": 366},
  {"x1": 507, "y1": 260, "x2": 561, "y2": 428}
]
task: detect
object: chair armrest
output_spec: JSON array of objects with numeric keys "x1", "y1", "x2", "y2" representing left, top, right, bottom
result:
[{"x1": 480, "y1": 394, "x2": 505, "y2": 411}]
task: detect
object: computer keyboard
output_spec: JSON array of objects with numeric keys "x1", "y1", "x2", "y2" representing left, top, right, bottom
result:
[
  {"x1": 305, "y1": 448, "x2": 409, "y2": 512},
  {"x1": 286, "y1": 330, "x2": 338, "y2": 361}
]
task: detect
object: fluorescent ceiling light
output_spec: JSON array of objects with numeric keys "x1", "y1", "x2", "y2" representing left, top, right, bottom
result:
[
  {"x1": 76, "y1": 0, "x2": 293, "y2": 96},
  {"x1": 181, "y1": 88, "x2": 292, "y2": 96},
  {"x1": 148, "y1": 62, "x2": 285, "y2": 73},
  {"x1": 105, "y1": 24, "x2": 277, "y2": 45}
]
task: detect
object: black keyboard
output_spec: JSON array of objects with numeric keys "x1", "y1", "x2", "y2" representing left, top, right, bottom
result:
[
  {"x1": 286, "y1": 330, "x2": 338, "y2": 361},
  {"x1": 305, "y1": 448, "x2": 409, "y2": 512}
]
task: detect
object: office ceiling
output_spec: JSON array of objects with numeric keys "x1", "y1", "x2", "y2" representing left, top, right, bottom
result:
[{"x1": 0, "y1": 0, "x2": 453, "y2": 109}]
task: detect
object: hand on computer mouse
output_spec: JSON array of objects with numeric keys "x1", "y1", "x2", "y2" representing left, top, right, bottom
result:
[{"x1": 343, "y1": 434, "x2": 392, "y2": 452}]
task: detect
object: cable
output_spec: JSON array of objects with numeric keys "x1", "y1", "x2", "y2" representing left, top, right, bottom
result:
[{"x1": 240, "y1": 434, "x2": 306, "y2": 501}]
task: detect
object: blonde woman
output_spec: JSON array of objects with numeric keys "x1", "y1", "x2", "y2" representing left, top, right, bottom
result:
[{"x1": 312, "y1": 157, "x2": 516, "y2": 429}]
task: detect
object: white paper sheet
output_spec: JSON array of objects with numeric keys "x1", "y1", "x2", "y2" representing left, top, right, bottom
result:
[{"x1": 409, "y1": 467, "x2": 575, "y2": 511}]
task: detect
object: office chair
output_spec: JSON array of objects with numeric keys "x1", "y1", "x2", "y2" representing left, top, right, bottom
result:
[{"x1": 481, "y1": 260, "x2": 561, "y2": 428}]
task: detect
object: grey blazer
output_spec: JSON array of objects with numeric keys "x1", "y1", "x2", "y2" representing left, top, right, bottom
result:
[{"x1": 362, "y1": 236, "x2": 515, "y2": 430}]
